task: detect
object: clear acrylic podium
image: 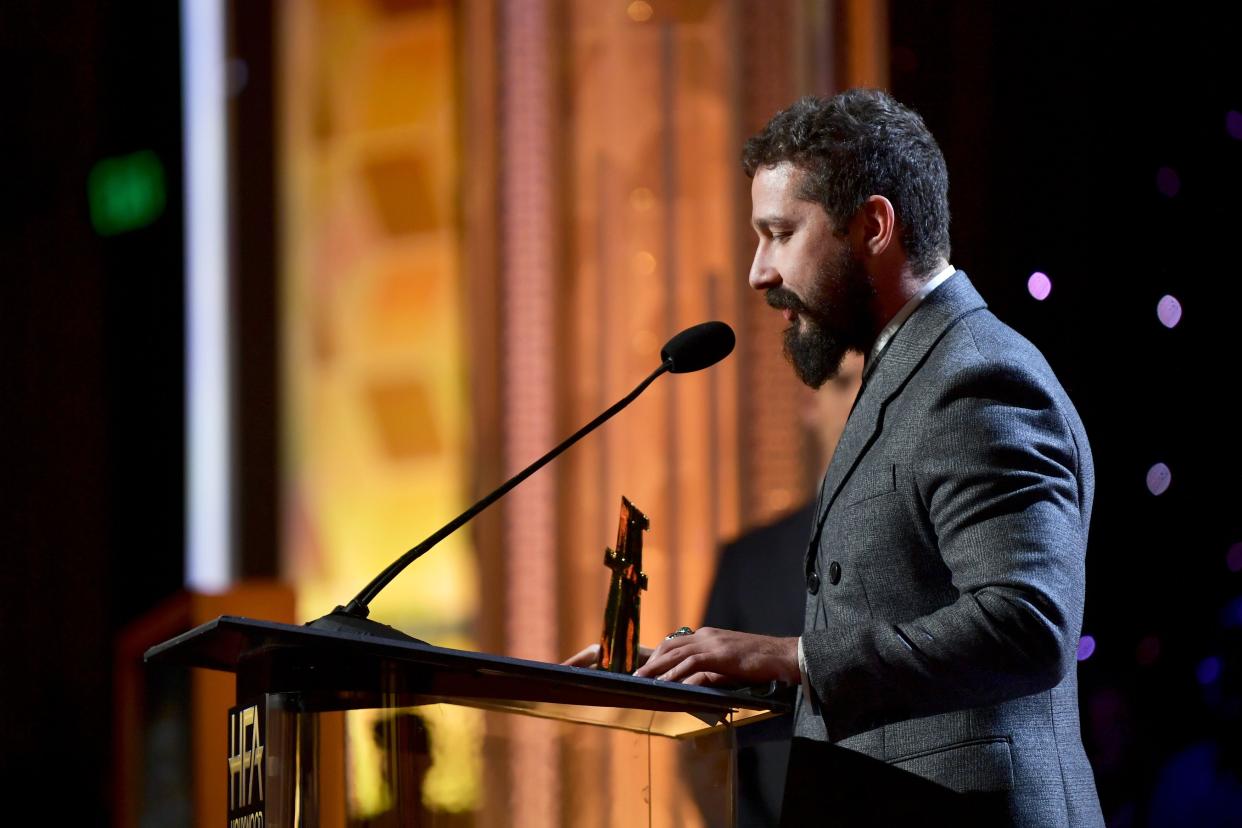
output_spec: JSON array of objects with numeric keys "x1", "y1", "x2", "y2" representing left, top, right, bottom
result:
[{"x1": 146, "y1": 616, "x2": 791, "y2": 827}]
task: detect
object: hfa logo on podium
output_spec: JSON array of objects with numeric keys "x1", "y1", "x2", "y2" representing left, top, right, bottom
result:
[{"x1": 227, "y1": 703, "x2": 265, "y2": 827}]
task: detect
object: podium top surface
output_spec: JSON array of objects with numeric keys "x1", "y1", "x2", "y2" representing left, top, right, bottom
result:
[{"x1": 145, "y1": 616, "x2": 791, "y2": 726}]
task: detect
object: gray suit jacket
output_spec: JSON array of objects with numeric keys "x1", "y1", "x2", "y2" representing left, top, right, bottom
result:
[{"x1": 795, "y1": 272, "x2": 1103, "y2": 826}]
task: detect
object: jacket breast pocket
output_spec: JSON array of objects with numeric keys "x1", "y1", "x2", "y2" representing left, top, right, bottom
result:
[
  {"x1": 888, "y1": 736, "x2": 1014, "y2": 793},
  {"x1": 841, "y1": 463, "x2": 897, "y2": 508}
]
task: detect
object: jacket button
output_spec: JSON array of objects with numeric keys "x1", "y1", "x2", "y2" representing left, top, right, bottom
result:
[
  {"x1": 828, "y1": 561, "x2": 842, "y2": 585},
  {"x1": 806, "y1": 571, "x2": 820, "y2": 595}
]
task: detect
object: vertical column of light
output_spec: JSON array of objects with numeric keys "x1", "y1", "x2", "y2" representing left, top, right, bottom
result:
[
  {"x1": 738, "y1": 1, "x2": 806, "y2": 527},
  {"x1": 500, "y1": 0, "x2": 559, "y2": 825},
  {"x1": 181, "y1": 0, "x2": 232, "y2": 591},
  {"x1": 842, "y1": 0, "x2": 889, "y2": 88}
]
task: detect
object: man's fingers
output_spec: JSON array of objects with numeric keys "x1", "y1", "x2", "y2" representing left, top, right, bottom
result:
[
  {"x1": 642, "y1": 645, "x2": 720, "y2": 683},
  {"x1": 635, "y1": 628, "x2": 718, "y2": 677},
  {"x1": 562, "y1": 642, "x2": 659, "y2": 669},
  {"x1": 560, "y1": 643, "x2": 600, "y2": 667},
  {"x1": 634, "y1": 636, "x2": 699, "y2": 677},
  {"x1": 660, "y1": 650, "x2": 716, "y2": 683},
  {"x1": 633, "y1": 629, "x2": 797, "y2": 685},
  {"x1": 682, "y1": 671, "x2": 728, "y2": 687}
]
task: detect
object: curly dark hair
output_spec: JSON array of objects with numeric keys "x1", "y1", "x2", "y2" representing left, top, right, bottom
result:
[{"x1": 742, "y1": 89, "x2": 951, "y2": 277}]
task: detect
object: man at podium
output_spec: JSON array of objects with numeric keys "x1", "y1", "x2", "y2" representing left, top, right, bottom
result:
[{"x1": 634, "y1": 90, "x2": 1103, "y2": 826}]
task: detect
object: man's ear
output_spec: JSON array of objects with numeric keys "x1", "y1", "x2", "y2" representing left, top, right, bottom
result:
[{"x1": 851, "y1": 195, "x2": 897, "y2": 258}]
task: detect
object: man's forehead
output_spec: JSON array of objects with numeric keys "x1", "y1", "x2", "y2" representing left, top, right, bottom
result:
[
  {"x1": 750, "y1": 162, "x2": 823, "y2": 222},
  {"x1": 752, "y1": 161, "x2": 804, "y2": 193}
]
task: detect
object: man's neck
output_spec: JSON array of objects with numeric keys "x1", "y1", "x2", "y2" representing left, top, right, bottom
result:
[
  {"x1": 867, "y1": 258, "x2": 951, "y2": 341},
  {"x1": 859, "y1": 261, "x2": 955, "y2": 379}
]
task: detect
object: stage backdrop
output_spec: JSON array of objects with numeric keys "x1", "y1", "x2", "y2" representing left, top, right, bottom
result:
[
  {"x1": 277, "y1": 1, "x2": 885, "y2": 825},
  {"x1": 279, "y1": 0, "x2": 480, "y2": 817}
]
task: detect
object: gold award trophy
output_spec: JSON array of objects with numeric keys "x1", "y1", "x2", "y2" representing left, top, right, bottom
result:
[{"x1": 598, "y1": 496, "x2": 649, "y2": 673}]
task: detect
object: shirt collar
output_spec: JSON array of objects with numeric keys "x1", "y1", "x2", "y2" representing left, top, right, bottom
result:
[{"x1": 863, "y1": 263, "x2": 956, "y2": 379}]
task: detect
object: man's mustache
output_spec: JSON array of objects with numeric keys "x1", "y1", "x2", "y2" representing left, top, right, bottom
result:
[
  {"x1": 760, "y1": 290, "x2": 819, "y2": 320},
  {"x1": 765, "y1": 287, "x2": 808, "y2": 314}
]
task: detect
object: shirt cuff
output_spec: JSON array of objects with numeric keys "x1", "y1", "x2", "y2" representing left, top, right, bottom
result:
[{"x1": 797, "y1": 635, "x2": 813, "y2": 703}]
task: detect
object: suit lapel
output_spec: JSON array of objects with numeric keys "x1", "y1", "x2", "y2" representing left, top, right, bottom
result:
[{"x1": 809, "y1": 272, "x2": 988, "y2": 557}]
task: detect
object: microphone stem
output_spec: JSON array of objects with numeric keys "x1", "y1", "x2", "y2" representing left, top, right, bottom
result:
[{"x1": 343, "y1": 361, "x2": 672, "y2": 615}]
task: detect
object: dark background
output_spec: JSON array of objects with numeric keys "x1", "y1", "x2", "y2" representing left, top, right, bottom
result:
[
  {"x1": 2, "y1": 3, "x2": 185, "y2": 819},
  {"x1": 2, "y1": 3, "x2": 1239, "y2": 824},
  {"x1": 890, "y1": 5, "x2": 1242, "y2": 824}
]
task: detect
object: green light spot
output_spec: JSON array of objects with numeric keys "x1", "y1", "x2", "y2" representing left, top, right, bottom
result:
[{"x1": 88, "y1": 150, "x2": 166, "y2": 236}]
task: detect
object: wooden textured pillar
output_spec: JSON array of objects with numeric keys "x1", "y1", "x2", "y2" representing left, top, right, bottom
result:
[
  {"x1": 736, "y1": 0, "x2": 810, "y2": 527},
  {"x1": 499, "y1": 1, "x2": 561, "y2": 825}
]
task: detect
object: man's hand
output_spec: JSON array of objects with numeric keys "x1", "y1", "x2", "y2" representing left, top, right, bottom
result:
[
  {"x1": 560, "y1": 643, "x2": 654, "y2": 669},
  {"x1": 633, "y1": 628, "x2": 801, "y2": 687}
]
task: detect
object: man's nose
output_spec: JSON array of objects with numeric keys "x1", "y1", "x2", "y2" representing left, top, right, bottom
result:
[{"x1": 749, "y1": 248, "x2": 780, "y2": 291}]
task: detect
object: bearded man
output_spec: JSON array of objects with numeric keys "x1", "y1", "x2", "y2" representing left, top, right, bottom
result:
[{"x1": 636, "y1": 90, "x2": 1102, "y2": 826}]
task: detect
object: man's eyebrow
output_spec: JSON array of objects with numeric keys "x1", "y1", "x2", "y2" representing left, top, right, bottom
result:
[{"x1": 751, "y1": 214, "x2": 794, "y2": 230}]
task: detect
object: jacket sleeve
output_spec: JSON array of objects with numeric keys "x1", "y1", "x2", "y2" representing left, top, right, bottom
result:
[{"x1": 800, "y1": 361, "x2": 1089, "y2": 742}]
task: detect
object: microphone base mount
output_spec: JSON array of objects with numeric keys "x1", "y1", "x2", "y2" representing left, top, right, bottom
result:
[{"x1": 305, "y1": 607, "x2": 426, "y2": 644}]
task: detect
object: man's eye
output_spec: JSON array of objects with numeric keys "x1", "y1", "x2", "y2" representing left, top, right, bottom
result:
[{"x1": 772, "y1": 231, "x2": 792, "y2": 242}]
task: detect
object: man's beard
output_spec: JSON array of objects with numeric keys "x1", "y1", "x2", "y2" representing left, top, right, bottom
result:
[{"x1": 766, "y1": 247, "x2": 875, "y2": 389}]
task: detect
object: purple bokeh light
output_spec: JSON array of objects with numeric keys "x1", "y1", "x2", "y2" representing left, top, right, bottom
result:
[
  {"x1": 1197, "y1": 656, "x2": 1222, "y2": 686},
  {"x1": 1136, "y1": 635, "x2": 1161, "y2": 666},
  {"x1": 1027, "y1": 271, "x2": 1052, "y2": 301},
  {"x1": 1146, "y1": 463, "x2": 1171, "y2": 496},
  {"x1": 1227, "y1": 110, "x2": 1242, "y2": 140},
  {"x1": 1157, "y1": 295, "x2": 1182, "y2": 328},
  {"x1": 1228, "y1": 542, "x2": 1242, "y2": 572},
  {"x1": 1156, "y1": 167, "x2": 1181, "y2": 198},
  {"x1": 1077, "y1": 635, "x2": 1096, "y2": 661}
]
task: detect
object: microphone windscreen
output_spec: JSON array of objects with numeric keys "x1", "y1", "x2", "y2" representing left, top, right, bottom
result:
[{"x1": 660, "y1": 321, "x2": 736, "y2": 374}]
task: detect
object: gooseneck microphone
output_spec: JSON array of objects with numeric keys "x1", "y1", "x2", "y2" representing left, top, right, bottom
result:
[
  {"x1": 307, "y1": 320, "x2": 736, "y2": 641},
  {"x1": 660, "y1": 320, "x2": 735, "y2": 374}
]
